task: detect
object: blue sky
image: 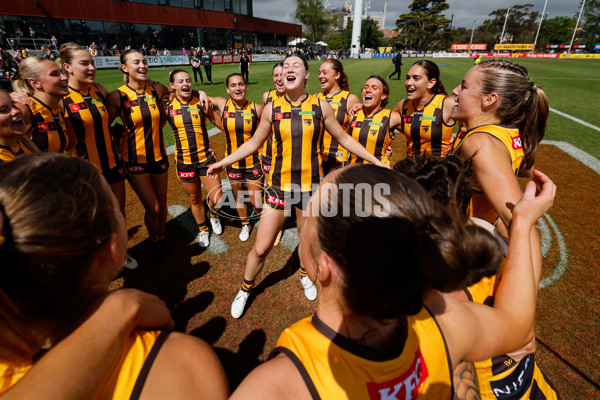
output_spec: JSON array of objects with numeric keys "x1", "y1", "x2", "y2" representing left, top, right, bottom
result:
[{"x1": 254, "y1": 0, "x2": 582, "y2": 31}]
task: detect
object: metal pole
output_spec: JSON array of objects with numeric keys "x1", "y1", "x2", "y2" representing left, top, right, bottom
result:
[
  {"x1": 446, "y1": 14, "x2": 453, "y2": 51},
  {"x1": 498, "y1": 8, "x2": 510, "y2": 53},
  {"x1": 469, "y1": 20, "x2": 476, "y2": 46},
  {"x1": 350, "y1": 0, "x2": 364, "y2": 58},
  {"x1": 532, "y1": 0, "x2": 548, "y2": 53},
  {"x1": 568, "y1": 0, "x2": 586, "y2": 57}
]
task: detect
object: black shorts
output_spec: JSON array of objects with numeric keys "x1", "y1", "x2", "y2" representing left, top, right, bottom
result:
[
  {"x1": 103, "y1": 161, "x2": 127, "y2": 185},
  {"x1": 321, "y1": 154, "x2": 347, "y2": 176},
  {"x1": 264, "y1": 186, "x2": 315, "y2": 212},
  {"x1": 226, "y1": 166, "x2": 263, "y2": 181},
  {"x1": 125, "y1": 158, "x2": 169, "y2": 176},
  {"x1": 176, "y1": 155, "x2": 216, "y2": 182}
]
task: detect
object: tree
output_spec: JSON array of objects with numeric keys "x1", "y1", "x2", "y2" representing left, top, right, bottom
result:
[
  {"x1": 538, "y1": 16, "x2": 577, "y2": 48},
  {"x1": 477, "y1": 4, "x2": 539, "y2": 48},
  {"x1": 580, "y1": 0, "x2": 600, "y2": 48},
  {"x1": 395, "y1": 0, "x2": 451, "y2": 51},
  {"x1": 324, "y1": 18, "x2": 384, "y2": 51},
  {"x1": 294, "y1": 0, "x2": 335, "y2": 42}
]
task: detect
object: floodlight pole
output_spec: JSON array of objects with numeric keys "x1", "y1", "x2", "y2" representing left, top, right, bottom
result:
[
  {"x1": 568, "y1": 0, "x2": 586, "y2": 57},
  {"x1": 498, "y1": 7, "x2": 510, "y2": 53},
  {"x1": 469, "y1": 20, "x2": 476, "y2": 46},
  {"x1": 351, "y1": 0, "x2": 364, "y2": 58},
  {"x1": 532, "y1": 0, "x2": 548, "y2": 53}
]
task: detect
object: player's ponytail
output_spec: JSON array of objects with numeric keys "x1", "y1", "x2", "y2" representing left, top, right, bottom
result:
[
  {"x1": 12, "y1": 56, "x2": 45, "y2": 95},
  {"x1": 324, "y1": 59, "x2": 350, "y2": 91},
  {"x1": 519, "y1": 83, "x2": 549, "y2": 172}
]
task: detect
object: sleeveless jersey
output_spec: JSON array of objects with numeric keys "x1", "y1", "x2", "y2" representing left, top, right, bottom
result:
[
  {"x1": 401, "y1": 94, "x2": 455, "y2": 157},
  {"x1": 465, "y1": 277, "x2": 562, "y2": 400},
  {"x1": 451, "y1": 124, "x2": 524, "y2": 223},
  {"x1": 273, "y1": 310, "x2": 453, "y2": 399},
  {"x1": 222, "y1": 99, "x2": 260, "y2": 170},
  {"x1": 316, "y1": 90, "x2": 351, "y2": 160},
  {"x1": 167, "y1": 94, "x2": 213, "y2": 165},
  {"x1": 118, "y1": 83, "x2": 166, "y2": 164},
  {"x1": 27, "y1": 96, "x2": 70, "y2": 153},
  {"x1": 268, "y1": 95, "x2": 324, "y2": 192},
  {"x1": 349, "y1": 108, "x2": 394, "y2": 166},
  {"x1": 0, "y1": 142, "x2": 25, "y2": 163},
  {"x1": 63, "y1": 84, "x2": 120, "y2": 172},
  {"x1": 262, "y1": 89, "x2": 283, "y2": 166},
  {"x1": 0, "y1": 330, "x2": 168, "y2": 399}
]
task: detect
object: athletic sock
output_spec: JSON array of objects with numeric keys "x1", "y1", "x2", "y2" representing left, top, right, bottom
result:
[
  {"x1": 198, "y1": 222, "x2": 209, "y2": 232},
  {"x1": 241, "y1": 279, "x2": 255, "y2": 292},
  {"x1": 299, "y1": 267, "x2": 308, "y2": 278},
  {"x1": 241, "y1": 220, "x2": 250, "y2": 226},
  {"x1": 209, "y1": 211, "x2": 218, "y2": 219}
]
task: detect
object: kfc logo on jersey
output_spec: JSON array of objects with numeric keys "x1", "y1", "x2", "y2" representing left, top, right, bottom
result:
[
  {"x1": 351, "y1": 121, "x2": 364, "y2": 128},
  {"x1": 228, "y1": 172, "x2": 243, "y2": 179},
  {"x1": 366, "y1": 349, "x2": 429, "y2": 400},
  {"x1": 179, "y1": 171, "x2": 196, "y2": 179},
  {"x1": 68, "y1": 103, "x2": 81, "y2": 113},
  {"x1": 511, "y1": 136, "x2": 522, "y2": 150},
  {"x1": 403, "y1": 116, "x2": 413, "y2": 124},
  {"x1": 223, "y1": 111, "x2": 231, "y2": 119},
  {"x1": 170, "y1": 109, "x2": 183, "y2": 117},
  {"x1": 124, "y1": 100, "x2": 140, "y2": 109},
  {"x1": 124, "y1": 101, "x2": 132, "y2": 109},
  {"x1": 275, "y1": 112, "x2": 291, "y2": 120},
  {"x1": 37, "y1": 122, "x2": 49, "y2": 131}
]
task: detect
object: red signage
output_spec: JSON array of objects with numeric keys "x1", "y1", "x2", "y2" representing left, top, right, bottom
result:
[
  {"x1": 451, "y1": 44, "x2": 487, "y2": 51},
  {"x1": 211, "y1": 54, "x2": 244, "y2": 64}
]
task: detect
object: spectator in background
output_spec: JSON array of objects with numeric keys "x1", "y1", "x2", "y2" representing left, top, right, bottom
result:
[
  {"x1": 0, "y1": 59, "x2": 18, "y2": 92},
  {"x1": 388, "y1": 49, "x2": 403, "y2": 80},
  {"x1": 113, "y1": 44, "x2": 120, "y2": 56},
  {"x1": 28, "y1": 26, "x2": 36, "y2": 38},
  {"x1": 102, "y1": 45, "x2": 111, "y2": 56},
  {"x1": 163, "y1": 48, "x2": 170, "y2": 56},
  {"x1": 239, "y1": 51, "x2": 250, "y2": 84},
  {"x1": 41, "y1": 45, "x2": 59, "y2": 62},
  {"x1": 202, "y1": 49, "x2": 212, "y2": 85},
  {"x1": 182, "y1": 47, "x2": 188, "y2": 56},
  {"x1": 51, "y1": 35, "x2": 58, "y2": 49}
]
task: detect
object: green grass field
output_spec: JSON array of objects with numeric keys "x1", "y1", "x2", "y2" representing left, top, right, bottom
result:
[{"x1": 97, "y1": 57, "x2": 600, "y2": 158}]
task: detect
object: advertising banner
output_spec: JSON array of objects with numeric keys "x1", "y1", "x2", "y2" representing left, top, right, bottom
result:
[
  {"x1": 93, "y1": 55, "x2": 189, "y2": 69},
  {"x1": 493, "y1": 43, "x2": 534, "y2": 51},
  {"x1": 451, "y1": 44, "x2": 487, "y2": 50}
]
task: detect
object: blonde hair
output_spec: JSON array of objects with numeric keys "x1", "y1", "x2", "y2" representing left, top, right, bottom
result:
[
  {"x1": 57, "y1": 42, "x2": 87, "y2": 76},
  {"x1": 12, "y1": 56, "x2": 48, "y2": 95},
  {"x1": 120, "y1": 49, "x2": 143, "y2": 84},
  {"x1": 477, "y1": 59, "x2": 549, "y2": 171}
]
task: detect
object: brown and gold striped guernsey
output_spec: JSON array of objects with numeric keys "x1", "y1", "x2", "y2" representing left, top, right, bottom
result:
[
  {"x1": 167, "y1": 94, "x2": 213, "y2": 165},
  {"x1": 348, "y1": 108, "x2": 394, "y2": 166},
  {"x1": 0, "y1": 142, "x2": 25, "y2": 163},
  {"x1": 268, "y1": 94, "x2": 324, "y2": 192},
  {"x1": 118, "y1": 83, "x2": 166, "y2": 164},
  {"x1": 27, "y1": 96, "x2": 69, "y2": 153},
  {"x1": 262, "y1": 89, "x2": 283, "y2": 166},
  {"x1": 401, "y1": 94, "x2": 455, "y2": 157},
  {"x1": 222, "y1": 99, "x2": 260, "y2": 169},
  {"x1": 316, "y1": 89, "x2": 351, "y2": 161},
  {"x1": 63, "y1": 84, "x2": 120, "y2": 172}
]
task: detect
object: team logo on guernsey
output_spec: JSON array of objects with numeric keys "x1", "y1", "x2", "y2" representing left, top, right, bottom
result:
[
  {"x1": 170, "y1": 109, "x2": 184, "y2": 116},
  {"x1": 37, "y1": 122, "x2": 57, "y2": 131},
  {"x1": 403, "y1": 116, "x2": 413, "y2": 124},
  {"x1": 124, "y1": 100, "x2": 140, "y2": 109},
  {"x1": 275, "y1": 112, "x2": 292, "y2": 120},
  {"x1": 149, "y1": 104, "x2": 156, "y2": 110},
  {"x1": 303, "y1": 119, "x2": 312, "y2": 127},
  {"x1": 223, "y1": 111, "x2": 232, "y2": 118},
  {"x1": 511, "y1": 136, "x2": 523, "y2": 150},
  {"x1": 68, "y1": 102, "x2": 89, "y2": 113},
  {"x1": 365, "y1": 349, "x2": 429, "y2": 400},
  {"x1": 422, "y1": 126, "x2": 430, "y2": 133},
  {"x1": 369, "y1": 130, "x2": 378, "y2": 136},
  {"x1": 351, "y1": 121, "x2": 364, "y2": 128}
]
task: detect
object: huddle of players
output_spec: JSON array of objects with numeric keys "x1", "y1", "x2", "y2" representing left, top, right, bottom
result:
[{"x1": 4, "y1": 45, "x2": 561, "y2": 398}]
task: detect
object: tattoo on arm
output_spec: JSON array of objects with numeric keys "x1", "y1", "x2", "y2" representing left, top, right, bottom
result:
[{"x1": 453, "y1": 361, "x2": 481, "y2": 400}]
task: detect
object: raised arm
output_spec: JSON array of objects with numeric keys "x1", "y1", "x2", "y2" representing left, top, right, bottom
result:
[
  {"x1": 321, "y1": 100, "x2": 388, "y2": 168},
  {"x1": 207, "y1": 102, "x2": 274, "y2": 178}
]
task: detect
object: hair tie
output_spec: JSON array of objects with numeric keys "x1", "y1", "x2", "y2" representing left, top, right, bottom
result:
[{"x1": 529, "y1": 81, "x2": 535, "y2": 91}]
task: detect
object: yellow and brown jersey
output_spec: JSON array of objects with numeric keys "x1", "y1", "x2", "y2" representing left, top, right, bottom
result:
[
  {"x1": 268, "y1": 94, "x2": 324, "y2": 192},
  {"x1": 0, "y1": 330, "x2": 170, "y2": 399},
  {"x1": 464, "y1": 274, "x2": 562, "y2": 399},
  {"x1": 222, "y1": 99, "x2": 260, "y2": 170},
  {"x1": 316, "y1": 89, "x2": 351, "y2": 160},
  {"x1": 348, "y1": 108, "x2": 394, "y2": 166},
  {"x1": 273, "y1": 309, "x2": 452, "y2": 399},
  {"x1": 452, "y1": 124, "x2": 524, "y2": 223},
  {"x1": 262, "y1": 89, "x2": 283, "y2": 166},
  {"x1": 118, "y1": 83, "x2": 166, "y2": 164},
  {"x1": 63, "y1": 84, "x2": 120, "y2": 172},
  {"x1": 27, "y1": 96, "x2": 70, "y2": 153},
  {"x1": 167, "y1": 94, "x2": 213, "y2": 165},
  {"x1": 401, "y1": 94, "x2": 455, "y2": 157},
  {"x1": 0, "y1": 142, "x2": 25, "y2": 163}
]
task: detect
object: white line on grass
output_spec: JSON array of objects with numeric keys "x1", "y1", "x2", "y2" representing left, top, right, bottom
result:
[
  {"x1": 542, "y1": 140, "x2": 600, "y2": 175},
  {"x1": 539, "y1": 214, "x2": 569, "y2": 290},
  {"x1": 549, "y1": 107, "x2": 600, "y2": 133}
]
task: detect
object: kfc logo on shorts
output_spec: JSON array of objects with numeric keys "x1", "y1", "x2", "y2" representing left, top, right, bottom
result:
[
  {"x1": 262, "y1": 164, "x2": 272, "y2": 172},
  {"x1": 511, "y1": 136, "x2": 523, "y2": 150},
  {"x1": 127, "y1": 165, "x2": 145, "y2": 173},
  {"x1": 228, "y1": 172, "x2": 243, "y2": 179},
  {"x1": 179, "y1": 171, "x2": 196, "y2": 179},
  {"x1": 366, "y1": 349, "x2": 429, "y2": 400},
  {"x1": 266, "y1": 195, "x2": 286, "y2": 207}
]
